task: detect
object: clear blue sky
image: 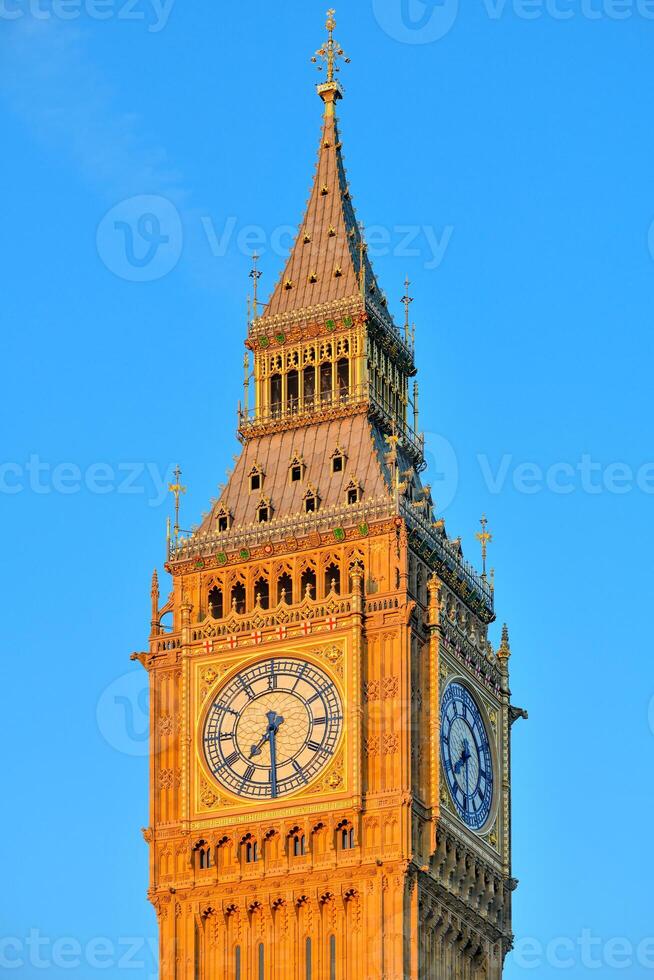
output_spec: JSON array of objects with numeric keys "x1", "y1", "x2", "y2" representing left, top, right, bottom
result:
[{"x1": 2, "y1": 1, "x2": 653, "y2": 976}]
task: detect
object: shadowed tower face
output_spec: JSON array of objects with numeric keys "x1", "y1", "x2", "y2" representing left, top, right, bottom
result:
[{"x1": 138, "y1": 11, "x2": 520, "y2": 979}]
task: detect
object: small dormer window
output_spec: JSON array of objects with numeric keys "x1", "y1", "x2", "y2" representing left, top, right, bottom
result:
[
  {"x1": 257, "y1": 501, "x2": 271, "y2": 523},
  {"x1": 331, "y1": 449, "x2": 345, "y2": 474},
  {"x1": 216, "y1": 507, "x2": 231, "y2": 533},
  {"x1": 289, "y1": 454, "x2": 305, "y2": 484},
  {"x1": 346, "y1": 480, "x2": 361, "y2": 505},
  {"x1": 303, "y1": 485, "x2": 319, "y2": 514},
  {"x1": 249, "y1": 465, "x2": 263, "y2": 493}
]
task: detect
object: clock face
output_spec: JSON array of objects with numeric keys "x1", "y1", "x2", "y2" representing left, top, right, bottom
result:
[
  {"x1": 203, "y1": 657, "x2": 343, "y2": 801},
  {"x1": 440, "y1": 681, "x2": 494, "y2": 832}
]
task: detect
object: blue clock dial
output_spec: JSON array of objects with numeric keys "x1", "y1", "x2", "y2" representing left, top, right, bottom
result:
[
  {"x1": 440, "y1": 681, "x2": 494, "y2": 832},
  {"x1": 203, "y1": 658, "x2": 343, "y2": 801}
]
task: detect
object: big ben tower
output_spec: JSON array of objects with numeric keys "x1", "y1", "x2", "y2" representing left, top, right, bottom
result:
[{"x1": 136, "y1": 11, "x2": 522, "y2": 979}]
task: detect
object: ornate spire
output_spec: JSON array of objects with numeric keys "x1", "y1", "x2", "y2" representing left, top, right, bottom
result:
[
  {"x1": 402, "y1": 276, "x2": 413, "y2": 344},
  {"x1": 498, "y1": 623, "x2": 511, "y2": 659},
  {"x1": 250, "y1": 253, "x2": 262, "y2": 315},
  {"x1": 476, "y1": 514, "x2": 492, "y2": 580},
  {"x1": 150, "y1": 569, "x2": 160, "y2": 635},
  {"x1": 312, "y1": 8, "x2": 350, "y2": 105},
  {"x1": 168, "y1": 465, "x2": 186, "y2": 542}
]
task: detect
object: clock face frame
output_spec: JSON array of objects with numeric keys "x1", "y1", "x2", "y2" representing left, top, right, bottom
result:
[
  {"x1": 202, "y1": 657, "x2": 343, "y2": 802},
  {"x1": 440, "y1": 680, "x2": 495, "y2": 833}
]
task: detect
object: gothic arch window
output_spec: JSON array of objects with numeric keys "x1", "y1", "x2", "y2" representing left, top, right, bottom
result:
[
  {"x1": 231, "y1": 582, "x2": 246, "y2": 615},
  {"x1": 303, "y1": 365, "x2": 316, "y2": 408},
  {"x1": 208, "y1": 586, "x2": 223, "y2": 620},
  {"x1": 254, "y1": 576, "x2": 270, "y2": 610},
  {"x1": 324, "y1": 562, "x2": 340, "y2": 596},
  {"x1": 277, "y1": 572, "x2": 293, "y2": 605},
  {"x1": 336, "y1": 357, "x2": 349, "y2": 399},
  {"x1": 270, "y1": 374, "x2": 282, "y2": 418},
  {"x1": 320, "y1": 362, "x2": 332, "y2": 404},
  {"x1": 337, "y1": 821, "x2": 355, "y2": 850},
  {"x1": 287, "y1": 369, "x2": 299, "y2": 413},
  {"x1": 292, "y1": 833, "x2": 306, "y2": 857},
  {"x1": 301, "y1": 566, "x2": 316, "y2": 600},
  {"x1": 194, "y1": 840, "x2": 211, "y2": 870},
  {"x1": 243, "y1": 837, "x2": 259, "y2": 864}
]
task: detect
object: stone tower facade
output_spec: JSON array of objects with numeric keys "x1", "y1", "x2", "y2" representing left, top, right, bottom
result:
[{"x1": 136, "y1": 13, "x2": 522, "y2": 979}]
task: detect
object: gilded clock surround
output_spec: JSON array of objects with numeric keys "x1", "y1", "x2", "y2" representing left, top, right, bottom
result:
[
  {"x1": 195, "y1": 646, "x2": 350, "y2": 814},
  {"x1": 134, "y1": 11, "x2": 523, "y2": 979}
]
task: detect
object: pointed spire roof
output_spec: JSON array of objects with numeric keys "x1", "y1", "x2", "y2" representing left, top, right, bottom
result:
[{"x1": 259, "y1": 17, "x2": 394, "y2": 331}]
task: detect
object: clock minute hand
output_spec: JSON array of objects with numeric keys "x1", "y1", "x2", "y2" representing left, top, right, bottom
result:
[{"x1": 266, "y1": 711, "x2": 284, "y2": 799}]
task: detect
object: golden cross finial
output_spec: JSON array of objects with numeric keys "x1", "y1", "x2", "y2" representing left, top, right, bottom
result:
[
  {"x1": 401, "y1": 276, "x2": 413, "y2": 343},
  {"x1": 312, "y1": 9, "x2": 350, "y2": 84},
  {"x1": 249, "y1": 254, "x2": 262, "y2": 315},
  {"x1": 168, "y1": 464, "x2": 186, "y2": 541},
  {"x1": 476, "y1": 514, "x2": 493, "y2": 579}
]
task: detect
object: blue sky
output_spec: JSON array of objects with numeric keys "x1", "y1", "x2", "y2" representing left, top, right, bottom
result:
[{"x1": 1, "y1": 1, "x2": 653, "y2": 976}]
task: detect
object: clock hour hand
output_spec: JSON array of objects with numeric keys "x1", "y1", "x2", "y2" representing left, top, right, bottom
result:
[
  {"x1": 453, "y1": 738, "x2": 472, "y2": 775},
  {"x1": 249, "y1": 712, "x2": 285, "y2": 760}
]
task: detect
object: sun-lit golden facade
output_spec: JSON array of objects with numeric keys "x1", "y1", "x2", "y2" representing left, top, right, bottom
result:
[{"x1": 136, "y1": 13, "x2": 521, "y2": 978}]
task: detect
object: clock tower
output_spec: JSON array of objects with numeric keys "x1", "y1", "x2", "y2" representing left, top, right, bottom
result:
[{"x1": 136, "y1": 11, "x2": 524, "y2": 978}]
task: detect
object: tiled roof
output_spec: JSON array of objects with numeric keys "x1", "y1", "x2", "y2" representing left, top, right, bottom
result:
[
  {"x1": 262, "y1": 105, "x2": 387, "y2": 320},
  {"x1": 200, "y1": 415, "x2": 400, "y2": 534}
]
